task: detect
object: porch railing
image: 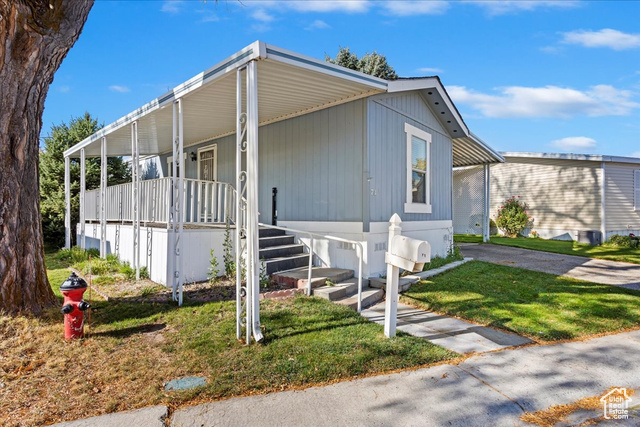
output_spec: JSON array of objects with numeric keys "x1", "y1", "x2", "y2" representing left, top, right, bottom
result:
[{"x1": 84, "y1": 177, "x2": 237, "y2": 224}]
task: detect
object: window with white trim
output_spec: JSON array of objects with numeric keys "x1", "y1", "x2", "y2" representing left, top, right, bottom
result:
[
  {"x1": 404, "y1": 123, "x2": 432, "y2": 214},
  {"x1": 634, "y1": 169, "x2": 640, "y2": 211}
]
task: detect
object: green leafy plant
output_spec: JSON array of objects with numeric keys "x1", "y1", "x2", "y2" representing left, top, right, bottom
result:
[
  {"x1": 140, "y1": 266, "x2": 150, "y2": 279},
  {"x1": 223, "y1": 218, "x2": 235, "y2": 278},
  {"x1": 208, "y1": 249, "x2": 220, "y2": 283},
  {"x1": 495, "y1": 196, "x2": 532, "y2": 237},
  {"x1": 119, "y1": 262, "x2": 135, "y2": 281},
  {"x1": 606, "y1": 234, "x2": 638, "y2": 248},
  {"x1": 259, "y1": 260, "x2": 270, "y2": 289}
]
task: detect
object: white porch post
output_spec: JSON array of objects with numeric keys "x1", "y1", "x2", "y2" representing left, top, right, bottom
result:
[
  {"x1": 171, "y1": 99, "x2": 185, "y2": 305},
  {"x1": 131, "y1": 122, "x2": 140, "y2": 279},
  {"x1": 235, "y1": 62, "x2": 263, "y2": 344},
  {"x1": 100, "y1": 137, "x2": 107, "y2": 257},
  {"x1": 246, "y1": 60, "x2": 263, "y2": 343},
  {"x1": 79, "y1": 148, "x2": 86, "y2": 249},
  {"x1": 483, "y1": 164, "x2": 490, "y2": 243},
  {"x1": 64, "y1": 156, "x2": 71, "y2": 249},
  {"x1": 235, "y1": 67, "x2": 245, "y2": 341}
]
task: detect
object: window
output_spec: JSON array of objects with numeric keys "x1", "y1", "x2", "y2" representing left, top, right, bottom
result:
[
  {"x1": 166, "y1": 153, "x2": 187, "y2": 177},
  {"x1": 635, "y1": 169, "x2": 640, "y2": 211},
  {"x1": 404, "y1": 123, "x2": 432, "y2": 214}
]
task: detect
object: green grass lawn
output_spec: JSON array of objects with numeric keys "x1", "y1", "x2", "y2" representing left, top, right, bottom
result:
[
  {"x1": 402, "y1": 261, "x2": 640, "y2": 342},
  {"x1": 2, "y1": 251, "x2": 457, "y2": 426},
  {"x1": 453, "y1": 234, "x2": 640, "y2": 264}
]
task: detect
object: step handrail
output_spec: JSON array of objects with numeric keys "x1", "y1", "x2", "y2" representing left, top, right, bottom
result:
[{"x1": 258, "y1": 222, "x2": 364, "y2": 312}]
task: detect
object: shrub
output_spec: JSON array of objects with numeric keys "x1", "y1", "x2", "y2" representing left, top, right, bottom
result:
[
  {"x1": 606, "y1": 234, "x2": 638, "y2": 248},
  {"x1": 208, "y1": 249, "x2": 220, "y2": 283},
  {"x1": 119, "y1": 262, "x2": 136, "y2": 281},
  {"x1": 496, "y1": 196, "x2": 532, "y2": 237}
]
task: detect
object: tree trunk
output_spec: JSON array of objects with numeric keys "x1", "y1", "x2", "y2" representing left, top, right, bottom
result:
[{"x1": 0, "y1": 0, "x2": 93, "y2": 315}]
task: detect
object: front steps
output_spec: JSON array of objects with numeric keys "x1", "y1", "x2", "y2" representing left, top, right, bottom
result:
[
  {"x1": 259, "y1": 228, "x2": 308, "y2": 275},
  {"x1": 271, "y1": 266, "x2": 383, "y2": 311}
]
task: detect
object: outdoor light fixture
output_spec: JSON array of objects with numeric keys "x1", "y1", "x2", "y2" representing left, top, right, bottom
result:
[{"x1": 190, "y1": 152, "x2": 197, "y2": 161}]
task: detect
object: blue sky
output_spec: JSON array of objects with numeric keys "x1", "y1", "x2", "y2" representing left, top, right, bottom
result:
[{"x1": 42, "y1": 0, "x2": 640, "y2": 157}]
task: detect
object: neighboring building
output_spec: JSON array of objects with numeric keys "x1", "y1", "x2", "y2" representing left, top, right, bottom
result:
[
  {"x1": 64, "y1": 41, "x2": 502, "y2": 287},
  {"x1": 454, "y1": 152, "x2": 640, "y2": 243}
]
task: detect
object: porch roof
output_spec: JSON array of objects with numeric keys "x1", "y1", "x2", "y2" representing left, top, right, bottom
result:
[{"x1": 64, "y1": 41, "x2": 503, "y2": 167}]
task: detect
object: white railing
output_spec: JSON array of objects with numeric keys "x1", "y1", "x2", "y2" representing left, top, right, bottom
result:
[
  {"x1": 258, "y1": 223, "x2": 365, "y2": 312},
  {"x1": 84, "y1": 178, "x2": 236, "y2": 225}
]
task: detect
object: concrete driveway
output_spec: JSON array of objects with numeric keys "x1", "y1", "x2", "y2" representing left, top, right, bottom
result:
[{"x1": 460, "y1": 243, "x2": 640, "y2": 290}]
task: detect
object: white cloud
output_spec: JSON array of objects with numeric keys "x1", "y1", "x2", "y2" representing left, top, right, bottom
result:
[
  {"x1": 305, "y1": 19, "x2": 331, "y2": 30},
  {"x1": 285, "y1": 1, "x2": 371, "y2": 13},
  {"x1": 417, "y1": 67, "x2": 443, "y2": 73},
  {"x1": 381, "y1": 1, "x2": 449, "y2": 16},
  {"x1": 109, "y1": 85, "x2": 131, "y2": 93},
  {"x1": 551, "y1": 136, "x2": 597, "y2": 151},
  {"x1": 252, "y1": 9, "x2": 275, "y2": 23},
  {"x1": 161, "y1": 0, "x2": 183, "y2": 14},
  {"x1": 448, "y1": 84, "x2": 640, "y2": 118},
  {"x1": 630, "y1": 151, "x2": 640, "y2": 158},
  {"x1": 57, "y1": 85, "x2": 70, "y2": 93},
  {"x1": 470, "y1": 0, "x2": 580, "y2": 15},
  {"x1": 561, "y1": 29, "x2": 640, "y2": 51}
]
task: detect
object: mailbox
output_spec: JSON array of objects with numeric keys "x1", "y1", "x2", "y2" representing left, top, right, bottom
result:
[{"x1": 385, "y1": 235, "x2": 431, "y2": 273}]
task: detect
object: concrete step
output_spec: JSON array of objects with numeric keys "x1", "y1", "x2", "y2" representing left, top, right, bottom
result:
[
  {"x1": 334, "y1": 286, "x2": 384, "y2": 311},
  {"x1": 259, "y1": 235, "x2": 295, "y2": 248},
  {"x1": 313, "y1": 278, "x2": 361, "y2": 301},
  {"x1": 369, "y1": 277, "x2": 414, "y2": 293},
  {"x1": 259, "y1": 244, "x2": 305, "y2": 260},
  {"x1": 264, "y1": 254, "x2": 309, "y2": 275},
  {"x1": 259, "y1": 227, "x2": 286, "y2": 238},
  {"x1": 272, "y1": 267, "x2": 354, "y2": 289}
]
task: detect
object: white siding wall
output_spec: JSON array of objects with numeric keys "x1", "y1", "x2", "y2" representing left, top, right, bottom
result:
[
  {"x1": 605, "y1": 162, "x2": 640, "y2": 238},
  {"x1": 489, "y1": 158, "x2": 603, "y2": 240},
  {"x1": 77, "y1": 223, "x2": 228, "y2": 285}
]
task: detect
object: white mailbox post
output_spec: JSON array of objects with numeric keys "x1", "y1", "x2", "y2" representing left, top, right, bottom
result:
[{"x1": 384, "y1": 214, "x2": 431, "y2": 338}]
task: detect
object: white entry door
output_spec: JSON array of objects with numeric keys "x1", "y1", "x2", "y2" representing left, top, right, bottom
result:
[{"x1": 198, "y1": 145, "x2": 218, "y2": 182}]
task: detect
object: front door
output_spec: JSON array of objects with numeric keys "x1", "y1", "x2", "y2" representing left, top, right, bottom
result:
[{"x1": 198, "y1": 144, "x2": 218, "y2": 182}]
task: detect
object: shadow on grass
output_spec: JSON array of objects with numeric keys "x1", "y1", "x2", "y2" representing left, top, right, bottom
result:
[{"x1": 89, "y1": 322, "x2": 166, "y2": 338}]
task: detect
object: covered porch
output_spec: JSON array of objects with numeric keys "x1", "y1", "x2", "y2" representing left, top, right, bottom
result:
[{"x1": 63, "y1": 41, "x2": 389, "y2": 344}]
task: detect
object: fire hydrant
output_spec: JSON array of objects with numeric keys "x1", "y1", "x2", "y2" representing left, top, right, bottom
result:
[{"x1": 60, "y1": 272, "x2": 91, "y2": 340}]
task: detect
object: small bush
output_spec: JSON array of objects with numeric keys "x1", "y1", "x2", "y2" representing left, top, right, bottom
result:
[
  {"x1": 75, "y1": 258, "x2": 113, "y2": 276},
  {"x1": 208, "y1": 249, "x2": 220, "y2": 283},
  {"x1": 56, "y1": 246, "x2": 99, "y2": 264},
  {"x1": 140, "y1": 266, "x2": 150, "y2": 280},
  {"x1": 120, "y1": 262, "x2": 136, "y2": 281},
  {"x1": 496, "y1": 196, "x2": 532, "y2": 237},
  {"x1": 605, "y1": 234, "x2": 637, "y2": 248}
]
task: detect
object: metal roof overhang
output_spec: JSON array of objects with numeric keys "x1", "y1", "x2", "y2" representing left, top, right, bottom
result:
[
  {"x1": 64, "y1": 41, "x2": 388, "y2": 158},
  {"x1": 387, "y1": 78, "x2": 504, "y2": 167}
]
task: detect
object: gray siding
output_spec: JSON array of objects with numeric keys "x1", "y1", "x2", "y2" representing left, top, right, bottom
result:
[
  {"x1": 367, "y1": 92, "x2": 453, "y2": 223},
  {"x1": 605, "y1": 162, "x2": 640, "y2": 232},
  {"x1": 144, "y1": 99, "x2": 366, "y2": 224}
]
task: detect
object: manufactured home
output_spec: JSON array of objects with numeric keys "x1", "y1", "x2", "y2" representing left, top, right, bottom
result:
[
  {"x1": 454, "y1": 152, "x2": 640, "y2": 243},
  {"x1": 63, "y1": 41, "x2": 502, "y2": 292}
]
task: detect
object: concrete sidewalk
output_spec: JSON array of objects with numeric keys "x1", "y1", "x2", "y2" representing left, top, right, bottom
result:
[
  {"x1": 461, "y1": 243, "x2": 640, "y2": 290},
  {"x1": 52, "y1": 330, "x2": 640, "y2": 426},
  {"x1": 172, "y1": 330, "x2": 640, "y2": 426},
  {"x1": 362, "y1": 302, "x2": 532, "y2": 353}
]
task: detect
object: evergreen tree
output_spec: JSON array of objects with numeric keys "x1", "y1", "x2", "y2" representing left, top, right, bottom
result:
[
  {"x1": 326, "y1": 47, "x2": 398, "y2": 80},
  {"x1": 40, "y1": 112, "x2": 130, "y2": 248}
]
